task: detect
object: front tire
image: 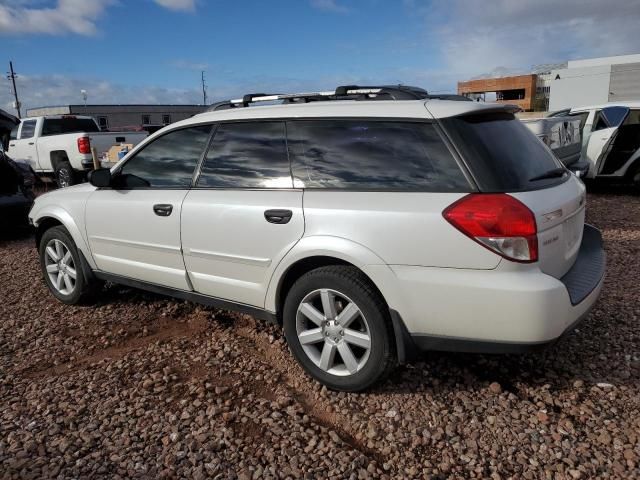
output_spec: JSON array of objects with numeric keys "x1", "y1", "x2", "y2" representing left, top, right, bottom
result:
[
  {"x1": 283, "y1": 266, "x2": 396, "y2": 391},
  {"x1": 39, "y1": 226, "x2": 97, "y2": 304}
]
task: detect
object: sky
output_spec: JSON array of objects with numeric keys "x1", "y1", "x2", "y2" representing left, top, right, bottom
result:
[{"x1": 1, "y1": 0, "x2": 640, "y2": 113}]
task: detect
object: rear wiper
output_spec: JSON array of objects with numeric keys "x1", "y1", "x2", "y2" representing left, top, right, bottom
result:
[{"x1": 529, "y1": 167, "x2": 568, "y2": 182}]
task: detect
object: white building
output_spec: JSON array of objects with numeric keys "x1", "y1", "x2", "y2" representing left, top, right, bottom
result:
[
  {"x1": 532, "y1": 63, "x2": 567, "y2": 110},
  {"x1": 549, "y1": 54, "x2": 640, "y2": 111}
]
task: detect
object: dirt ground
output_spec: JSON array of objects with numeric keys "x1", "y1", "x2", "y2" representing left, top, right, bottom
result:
[{"x1": 1, "y1": 187, "x2": 639, "y2": 479}]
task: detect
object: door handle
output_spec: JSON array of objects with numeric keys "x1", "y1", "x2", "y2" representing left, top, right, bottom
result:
[
  {"x1": 264, "y1": 209, "x2": 292, "y2": 224},
  {"x1": 9, "y1": 143, "x2": 15, "y2": 147},
  {"x1": 153, "y1": 204, "x2": 173, "y2": 216},
  {"x1": 28, "y1": 142, "x2": 35, "y2": 145}
]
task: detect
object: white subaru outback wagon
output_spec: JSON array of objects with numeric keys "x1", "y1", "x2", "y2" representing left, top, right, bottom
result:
[{"x1": 30, "y1": 85, "x2": 606, "y2": 391}]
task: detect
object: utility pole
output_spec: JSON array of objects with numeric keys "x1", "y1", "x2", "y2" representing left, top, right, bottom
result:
[
  {"x1": 201, "y1": 70, "x2": 207, "y2": 105},
  {"x1": 7, "y1": 61, "x2": 21, "y2": 118}
]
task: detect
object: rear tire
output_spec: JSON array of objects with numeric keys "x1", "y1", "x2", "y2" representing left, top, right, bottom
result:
[
  {"x1": 283, "y1": 265, "x2": 396, "y2": 391},
  {"x1": 55, "y1": 160, "x2": 76, "y2": 188},
  {"x1": 39, "y1": 226, "x2": 98, "y2": 305}
]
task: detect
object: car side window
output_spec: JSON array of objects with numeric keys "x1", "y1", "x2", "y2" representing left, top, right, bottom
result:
[
  {"x1": 117, "y1": 124, "x2": 212, "y2": 188},
  {"x1": 9, "y1": 126, "x2": 18, "y2": 140},
  {"x1": 287, "y1": 120, "x2": 470, "y2": 191},
  {"x1": 19, "y1": 120, "x2": 37, "y2": 139},
  {"x1": 196, "y1": 121, "x2": 291, "y2": 188},
  {"x1": 593, "y1": 112, "x2": 607, "y2": 131},
  {"x1": 594, "y1": 106, "x2": 630, "y2": 131}
]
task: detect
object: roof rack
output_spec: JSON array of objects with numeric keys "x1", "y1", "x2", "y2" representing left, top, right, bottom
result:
[{"x1": 206, "y1": 85, "x2": 431, "y2": 111}]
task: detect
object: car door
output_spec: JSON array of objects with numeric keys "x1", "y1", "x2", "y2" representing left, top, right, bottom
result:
[
  {"x1": 585, "y1": 106, "x2": 629, "y2": 176},
  {"x1": 9, "y1": 119, "x2": 40, "y2": 170},
  {"x1": 85, "y1": 124, "x2": 213, "y2": 289},
  {"x1": 181, "y1": 121, "x2": 304, "y2": 308}
]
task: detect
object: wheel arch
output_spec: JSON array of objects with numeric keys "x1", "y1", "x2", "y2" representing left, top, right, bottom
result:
[
  {"x1": 267, "y1": 237, "x2": 413, "y2": 364},
  {"x1": 267, "y1": 236, "x2": 392, "y2": 314},
  {"x1": 49, "y1": 150, "x2": 70, "y2": 172},
  {"x1": 32, "y1": 207, "x2": 96, "y2": 269},
  {"x1": 35, "y1": 216, "x2": 63, "y2": 249},
  {"x1": 266, "y1": 236, "x2": 412, "y2": 358}
]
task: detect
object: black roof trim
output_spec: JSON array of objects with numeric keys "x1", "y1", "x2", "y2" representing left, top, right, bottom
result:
[{"x1": 206, "y1": 84, "x2": 436, "y2": 112}]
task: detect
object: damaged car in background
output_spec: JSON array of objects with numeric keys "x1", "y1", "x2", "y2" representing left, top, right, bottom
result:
[{"x1": 1, "y1": 109, "x2": 36, "y2": 230}]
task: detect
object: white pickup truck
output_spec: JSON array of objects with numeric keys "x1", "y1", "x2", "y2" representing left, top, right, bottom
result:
[{"x1": 8, "y1": 115, "x2": 147, "y2": 187}]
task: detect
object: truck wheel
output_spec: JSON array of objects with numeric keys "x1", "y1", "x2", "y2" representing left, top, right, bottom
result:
[
  {"x1": 55, "y1": 161, "x2": 75, "y2": 188},
  {"x1": 39, "y1": 225, "x2": 99, "y2": 304},
  {"x1": 283, "y1": 265, "x2": 396, "y2": 392}
]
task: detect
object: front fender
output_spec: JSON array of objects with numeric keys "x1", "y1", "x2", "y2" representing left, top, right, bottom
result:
[
  {"x1": 30, "y1": 203, "x2": 96, "y2": 269},
  {"x1": 264, "y1": 235, "x2": 404, "y2": 315}
]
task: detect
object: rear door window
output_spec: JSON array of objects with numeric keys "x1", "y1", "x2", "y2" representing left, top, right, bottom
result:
[
  {"x1": 19, "y1": 120, "x2": 37, "y2": 139},
  {"x1": 287, "y1": 120, "x2": 469, "y2": 191},
  {"x1": 41, "y1": 117, "x2": 100, "y2": 136},
  {"x1": 440, "y1": 112, "x2": 565, "y2": 192},
  {"x1": 196, "y1": 121, "x2": 291, "y2": 188}
]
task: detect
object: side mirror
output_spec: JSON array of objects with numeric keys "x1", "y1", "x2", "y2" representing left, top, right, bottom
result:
[{"x1": 88, "y1": 168, "x2": 112, "y2": 188}]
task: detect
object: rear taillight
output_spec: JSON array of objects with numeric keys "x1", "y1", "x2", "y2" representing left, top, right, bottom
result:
[
  {"x1": 77, "y1": 136, "x2": 91, "y2": 154},
  {"x1": 443, "y1": 193, "x2": 538, "y2": 263}
]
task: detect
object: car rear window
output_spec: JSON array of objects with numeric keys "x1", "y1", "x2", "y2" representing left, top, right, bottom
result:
[
  {"x1": 440, "y1": 112, "x2": 566, "y2": 192},
  {"x1": 287, "y1": 120, "x2": 470, "y2": 191},
  {"x1": 41, "y1": 117, "x2": 100, "y2": 136}
]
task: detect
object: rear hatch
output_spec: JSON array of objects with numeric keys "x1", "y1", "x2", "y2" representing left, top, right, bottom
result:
[{"x1": 439, "y1": 110, "x2": 586, "y2": 279}]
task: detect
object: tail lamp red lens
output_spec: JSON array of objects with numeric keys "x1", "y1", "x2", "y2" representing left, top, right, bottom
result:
[
  {"x1": 77, "y1": 136, "x2": 91, "y2": 154},
  {"x1": 443, "y1": 193, "x2": 538, "y2": 263}
]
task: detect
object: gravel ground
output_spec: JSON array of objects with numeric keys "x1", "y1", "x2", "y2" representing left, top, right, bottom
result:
[{"x1": 1, "y1": 188, "x2": 639, "y2": 479}]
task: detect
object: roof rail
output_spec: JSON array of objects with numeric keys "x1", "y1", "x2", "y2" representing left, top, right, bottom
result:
[{"x1": 206, "y1": 84, "x2": 430, "y2": 111}]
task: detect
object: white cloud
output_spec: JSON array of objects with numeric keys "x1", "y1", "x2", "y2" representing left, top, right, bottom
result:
[
  {"x1": 153, "y1": 0, "x2": 195, "y2": 11},
  {"x1": 0, "y1": 0, "x2": 114, "y2": 36},
  {"x1": 0, "y1": 72, "x2": 399, "y2": 114},
  {"x1": 309, "y1": 0, "x2": 349, "y2": 13},
  {"x1": 0, "y1": 0, "x2": 198, "y2": 36},
  {"x1": 0, "y1": 74, "x2": 208, "y2": 113},
  {"x1": 419, "y1": 0, "x2": 640, "y2": 81}
]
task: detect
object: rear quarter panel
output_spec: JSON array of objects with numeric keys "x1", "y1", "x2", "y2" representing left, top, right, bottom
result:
[
  {"x1": 36, "y1": 133, "x2": 87, "y2": 170},
  {"x1": 301, "y1": 191, "x2": 502, "y2": 268}
]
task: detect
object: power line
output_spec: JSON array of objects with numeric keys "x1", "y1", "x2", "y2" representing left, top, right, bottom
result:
[{"x1": 7, "y1": 61, "x2": 21, "y2": 118}]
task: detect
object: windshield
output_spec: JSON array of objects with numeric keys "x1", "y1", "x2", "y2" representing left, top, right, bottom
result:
[
  {"x1": 41, "y1": 117, "x2": 100, "y2": 136},
  {"x1": 440, "y1": 112, "x2": 565, "y2": 192}
]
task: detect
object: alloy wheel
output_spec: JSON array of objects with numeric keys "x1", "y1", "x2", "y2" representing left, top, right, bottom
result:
[
  {"x1": 44, "y1": 239, "x2": 77, "y2": 295},
  {"x1": 57, "y1": 169, "x2": 71, "y2": 188},
  {"x1": 296, "y1": 288, "x2": 371, "y2": 376}
]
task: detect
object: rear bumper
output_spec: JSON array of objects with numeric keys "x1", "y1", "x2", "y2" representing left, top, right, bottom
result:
[
  {"x1": 80, "y1": 158, "x2": 96, "y2": 169},
  {"x1": 559, "y1": 224, "x2": 605, "y2": 305},
  {"x1": 386, "y1": 225, "x2": 605, "y2": 357}
]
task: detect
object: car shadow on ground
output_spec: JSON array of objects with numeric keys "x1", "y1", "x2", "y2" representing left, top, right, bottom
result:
[
  {"x1": 90, "y1": 282, "x2": 631, "y2": 397},
  {"x1": 0, "y1": 227, "x2": 33, "y2": 243},
  {"x1": 585, "y1": 182, "x2": 638, "y2": 196},
  {"x1": 381, "y1": 324, "x2": 634, "y2": 393}
]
